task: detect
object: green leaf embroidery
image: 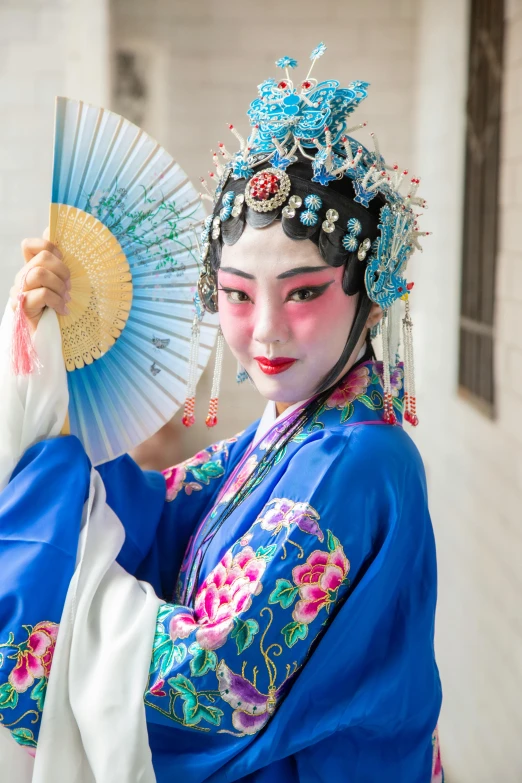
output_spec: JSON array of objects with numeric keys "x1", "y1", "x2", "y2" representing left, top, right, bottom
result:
[
  {"x1": 0, "y1": 681, "x2": 18, "y2": 710},
  {"x1": 169, "y1": 673, "x2": 196, "y2": 700},
  {"x1": 30, "y1": 677, "x2": 47, "y2": 712},
  {"x1": 11, "y1": 728, "x2": 37, "y2": 748},
  {"x1": 157, "y1": 604, "x2": 175, "y2": 625},
  {"x1": 327, "y1": 530, "x2": 341, "y2": 552},
  {"x1": 169, "y1": 673, "x2": 223, "y2": 727},
  {"x1": 183, "y1": 699, "x2": 223, "y2": 727},
  {"x1": 282, "y1": 621, "x2": 308, "y2": 648},
  {"x1": 187, "y1": 461, "x2": 225, "y2": 485},
  {"x1": 188, "y1": 644, "x2": 217, "y2": 677},
  {"x1": 340, "y1": 402, "x2": 355, "y2": 423},
  {"x1": 230, "y1": 618, "x2": 259, "y2": 654},
  {"x1": 255, "y1": 544, "x2": 277, "y2": 561},
  {"x1": 269, "y1": 579, "x2": 299, "y2": 610}
]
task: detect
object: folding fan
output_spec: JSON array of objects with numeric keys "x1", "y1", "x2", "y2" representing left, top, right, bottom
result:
[{"x1": 50, "y1": 97, "x2": 217, "y2": 465}]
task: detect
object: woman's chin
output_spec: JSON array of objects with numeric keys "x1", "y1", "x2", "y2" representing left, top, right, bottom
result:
[{"x1": 247, "y1": 367, "x2": 312, "y2": 404}]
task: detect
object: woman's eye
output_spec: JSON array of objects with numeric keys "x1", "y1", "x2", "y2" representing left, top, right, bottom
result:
[
  {"x1": 288, "y1": 288, "x2": 319, "y2": 302},
  {"x1": 221, "y1": 288, "x2": 250, "y2": 303}
]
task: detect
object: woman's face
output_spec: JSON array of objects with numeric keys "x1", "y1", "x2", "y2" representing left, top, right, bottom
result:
[{"x1": 218, "y1": 221, "x2": 361, "y2": 405}]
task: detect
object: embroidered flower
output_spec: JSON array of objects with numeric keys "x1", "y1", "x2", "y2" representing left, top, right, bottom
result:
[
  {"x1": 169, "y1": 546, "x2": 266, "y2": 651},
  {"x1": 372, "y1": 361, "x2": 404, "y2": 398},
  {"x1": 258, "y1": 499, "x2": 323, "y2": 542},
  {"x1": 8, "y1": 622, "x2": 59, "y2": 694},
  {"x1": 325, "y1": 364, "x2": 371, "y2": 410},
  {"x1": 259, "y1": 409, "x2": 301, "y2": 452},
  {"x1": 291, "y1": 546, "x2": 350, "y2": 625},
  {"x1": 220, "y1": 455, "x2": 258, "y2": 504},
  {"x1": 163, "y1": 449, "x2": 225, "y2": 502}
]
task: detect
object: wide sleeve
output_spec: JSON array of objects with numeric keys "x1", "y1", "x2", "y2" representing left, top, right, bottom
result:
[
  {"x1": 97, "y1": 426, "x2": 255, "y2": 601},
  {"x1": 142, "y1": 424, "x2": 442, "y2": 782}
]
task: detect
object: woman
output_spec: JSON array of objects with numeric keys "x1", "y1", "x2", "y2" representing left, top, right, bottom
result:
[{"x1": 0, "y1": 46, "x2": 442, "y2": 782}]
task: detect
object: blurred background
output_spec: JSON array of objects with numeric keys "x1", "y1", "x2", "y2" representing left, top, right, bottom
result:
[{"x1": 0, "y1": 0, "x2": 521, "y2": 779}]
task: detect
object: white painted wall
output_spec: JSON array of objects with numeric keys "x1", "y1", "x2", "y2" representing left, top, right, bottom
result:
[
  {"x1": 413, "y1": 0, "x2": 522, "y2": 780},
  {"x1": 0, "y1": 0, "x2": 109, "y2": 306}
]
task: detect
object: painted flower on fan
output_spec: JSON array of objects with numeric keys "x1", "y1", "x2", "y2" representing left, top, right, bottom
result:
[
  {"x1": 292, "y1": 544, "x2": 350, "y2": 625},
  {"x1": 372, "y1": 361, "x2": 404, "y2": 398},
  {"x1": 276, "y1": 56, "x2": 298, "y2": 69},
  {"x1": 326, "y1": 364, "x2": 371, "y2": 410},
  {"x1": 258, "y1": 499, "x2": 324, "y2": 542},
  {"x1": 168, "y1": 546, "x2": 266, "y2": 650},
  {"x1": 8, "y1": 622, "x2": 59, "y2": 694}
]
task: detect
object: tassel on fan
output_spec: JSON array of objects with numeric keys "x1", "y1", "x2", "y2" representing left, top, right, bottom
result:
[{"x1": 49, "y1": 97, "x2": 218, "y2": 465}]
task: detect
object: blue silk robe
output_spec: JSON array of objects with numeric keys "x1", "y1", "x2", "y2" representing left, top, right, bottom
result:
[{"x1": 0, "y1": 360, "x2": 443, "y2": 781}]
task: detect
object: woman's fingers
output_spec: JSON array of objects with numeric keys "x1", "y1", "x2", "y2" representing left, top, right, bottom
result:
[
  {"x1": 10, "y1": 244, "x2": 71, "y2": 324},
  {"x1": 21, "y1": 237, "x2": 62, "y2": 265},
  {"x1": 16, "y1": 250, "x2": 71, "y2": 289}
]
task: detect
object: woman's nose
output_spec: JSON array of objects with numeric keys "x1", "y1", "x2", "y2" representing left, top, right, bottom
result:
[{"x1": 252, "y1": 300, "x2": 289, "y2": 346}]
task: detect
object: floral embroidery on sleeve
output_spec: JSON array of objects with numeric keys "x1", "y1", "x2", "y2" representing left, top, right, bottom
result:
[
  {"x1": 145, "y1": 500, "x2": 351, "y2": 736},
  {"x1": 162, "y1": 433, "x2": 243, "y2": 503},
  {"x1": 0, "y1": 621, "x2": 59, "y2": 754}
]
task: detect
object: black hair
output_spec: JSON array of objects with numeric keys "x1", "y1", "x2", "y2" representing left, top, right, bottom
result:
[{"x1": 208, "y1": 153, "x2": 384, "y2": 392}]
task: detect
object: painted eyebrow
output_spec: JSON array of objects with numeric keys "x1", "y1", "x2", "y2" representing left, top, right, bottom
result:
[
  {"x1": 219, "y1": 264, "x2": 330, "y2": 281},
  {"x1": 219, "y1": 266, "x2": 256, "y2": 280},
  {"x1": 276, "y1": 265, "x2": 330, "y2": 279}
]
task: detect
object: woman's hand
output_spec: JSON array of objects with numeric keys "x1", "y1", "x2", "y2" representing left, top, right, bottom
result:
[{"x1": 9, "y1": 232, "x2": 71, "y2": 332}]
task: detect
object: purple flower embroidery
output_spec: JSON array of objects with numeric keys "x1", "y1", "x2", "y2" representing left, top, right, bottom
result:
[
  {"x1": 258, "y1": 499, "x2": 324, "y2": 542},
  {"x1": 373, "y1": 361, "x2": 404, "y2": 398}
]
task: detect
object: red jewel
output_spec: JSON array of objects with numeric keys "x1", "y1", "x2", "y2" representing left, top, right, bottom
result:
[
  {"x1": 398, "y1": 287, "x2": 403, "y2": 293},
  {"x1": 182, "y1": 413, "x2": 195, "y2": 427},
  {"x1": 251, "y1": 171, "x2": 280, "y2": 201},
  {"x1": 302, "y1": 80, "x2": 312, "y2": 89},
  {"x1": 278, "y1": 81, "x2": 288, "y2": 89},
  {"x1": 206, "y1": 413, "x2": 218, "y2": 428}
]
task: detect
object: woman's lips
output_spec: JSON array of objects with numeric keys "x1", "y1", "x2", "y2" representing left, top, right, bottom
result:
[{"x1": 254, "y1": 356, "x2": 297, "y2": 375}]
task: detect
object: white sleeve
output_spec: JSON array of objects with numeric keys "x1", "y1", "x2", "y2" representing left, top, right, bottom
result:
[{"x1": 0, "y1": 302, "x2": 69, "y2": 490}]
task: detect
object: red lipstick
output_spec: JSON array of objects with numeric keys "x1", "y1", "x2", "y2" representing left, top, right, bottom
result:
[{"x1": 254, "y1": 356, "x2": 296, "y2": 375}]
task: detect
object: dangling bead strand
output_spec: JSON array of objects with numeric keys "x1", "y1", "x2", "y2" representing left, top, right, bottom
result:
[
  {"x1": 206, "y1": 327, "x2": 225, "y2": 428},
  {"x1": 381, "y1": 309, "x2": 397, "y2": 425},
  {"x1": 182, "y1": 315, "x2": 200, "y2": 427},
  {"x1": 402, "y1": 293, "x2": 419, "y2": 426}
]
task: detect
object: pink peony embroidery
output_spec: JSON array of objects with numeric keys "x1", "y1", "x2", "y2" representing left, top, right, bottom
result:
[
  {"x1": 169, "y1": 546, "x2": 267, "y2": 651},
  {"x1": 8, "y1": 622, "x2": 59, "y2": 694},
  {"x1": 325, "y1": 364, "x2": 371, "y2": 410},
  {"x1": 163, "y1": 448, "x2": 228, "y2": 501},
  {"x1": 292, "y1": 547, "x2": 350, "y2": 625},
  {"x1": 220, "y1": 455, "x2": 258, "y2": 504}
]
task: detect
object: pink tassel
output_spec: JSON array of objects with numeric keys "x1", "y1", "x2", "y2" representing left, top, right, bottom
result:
[{"x1": 11, "y1": 271, "x2": 41, "y2": 376}]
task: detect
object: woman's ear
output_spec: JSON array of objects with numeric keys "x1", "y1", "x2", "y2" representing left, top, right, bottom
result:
[{"x1": 366, "y1": 303, "x2": 383, "y2": 329}]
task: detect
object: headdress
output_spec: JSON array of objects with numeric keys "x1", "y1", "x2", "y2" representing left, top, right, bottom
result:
[{"x1": 186, "y1": 44, "x2": 429, "y2": 429}]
